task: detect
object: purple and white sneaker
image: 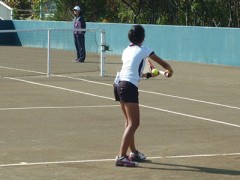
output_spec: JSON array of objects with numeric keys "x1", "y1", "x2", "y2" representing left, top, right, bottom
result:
[
  {"x1": 115, "y1": 156, "x2": 139, "y2": 167},
  {"x1": 129, "y1": 151, "x2": 146, "y2": 162}
]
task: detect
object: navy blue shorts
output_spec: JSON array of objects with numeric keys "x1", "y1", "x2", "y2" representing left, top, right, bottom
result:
[{"x1": 114, "y1": 81, "x2": 139, "y2": 103}]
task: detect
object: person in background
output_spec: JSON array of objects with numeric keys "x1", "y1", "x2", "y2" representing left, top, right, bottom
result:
[{"x1": 73, "y1": 6, "x2": 86, "y2": 63}]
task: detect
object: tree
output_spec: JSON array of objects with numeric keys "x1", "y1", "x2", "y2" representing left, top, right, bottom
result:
[
  {"x1": 53, "y1": 0, "x2": 119, "y2": 22},
  {"x1": 119, "y1": 0, "x2": 144, "y2": 23},
  {"x1": 3, "y1": 0, "x2": 240, "y2": 27},
  {"x1": 3, "y1": 0, "x2": 50, "y2": 20},
  {"x1": 3, "y1": 0, "x2": 32, "y2": 19}
]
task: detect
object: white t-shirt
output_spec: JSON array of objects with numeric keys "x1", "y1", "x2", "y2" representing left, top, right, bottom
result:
[{"x1": 119, "y1": 45, "x2": 153, "y2": 87}]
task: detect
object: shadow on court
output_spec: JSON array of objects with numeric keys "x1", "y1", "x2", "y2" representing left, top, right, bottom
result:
[{"x1": 141, "y1": 160, "x2": 240, "y2": 176}]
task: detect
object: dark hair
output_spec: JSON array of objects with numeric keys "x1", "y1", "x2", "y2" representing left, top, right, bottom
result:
[{"x1": 128, "y1": 25, "x2": 145, "y2": 45}]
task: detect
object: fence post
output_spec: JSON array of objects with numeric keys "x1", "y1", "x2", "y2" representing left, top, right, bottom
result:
[
  {"x1": 100, "y1": 29, "x2": 106, "y2": 77},
  {"x1": 47, "y1": 29, "x2": 51, "y2": 77}
]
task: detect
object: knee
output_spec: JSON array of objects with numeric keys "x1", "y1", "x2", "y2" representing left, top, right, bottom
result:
[
  {"x1": 129, "y1": 120, "x2": 140, "y2": 130},
  {"x1": 135, "y1": 121, "x2": 140, "y2": 129}
]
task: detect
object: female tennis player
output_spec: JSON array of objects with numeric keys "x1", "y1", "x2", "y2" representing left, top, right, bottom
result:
[{"x1": 114, "y1": 24, "x2": 173, "y2": 167}]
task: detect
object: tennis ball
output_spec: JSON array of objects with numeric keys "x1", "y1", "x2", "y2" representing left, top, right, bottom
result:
[{"x1": 152, "y1": 69, "x2": 159, "y2": 76}]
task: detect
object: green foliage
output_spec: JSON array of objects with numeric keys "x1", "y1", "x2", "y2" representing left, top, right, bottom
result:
[
  {"x1": 32, "y1": 0, "x2": 49, "y2": 19},
  {"x1": 3, "y1": 0, "x2": 52, "y2": 20},
  {"x1": 53, "y1": 0, "x2": 120, "y2": 22},
  {"x1": 53, "y1": 0, "x2": 74, "y2": 21},
  {"x1": 3, "y1": 0, "x2": 240, "y2": 27},
  {"x1": 4, "y1": 0, "x2": 32, "y2": 19}
]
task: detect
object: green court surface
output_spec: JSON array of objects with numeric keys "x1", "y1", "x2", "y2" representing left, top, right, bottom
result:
[{"x1": 0, "y1": 53, "x2": 240, "y2": 179}]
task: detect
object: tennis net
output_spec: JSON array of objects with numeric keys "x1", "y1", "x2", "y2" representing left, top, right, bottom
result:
[{"x1": 0, "y1": 28, "x2": 106, "y2": 77}]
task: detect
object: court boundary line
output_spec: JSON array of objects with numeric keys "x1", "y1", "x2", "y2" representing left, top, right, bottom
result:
[
  {"x1": 55, "y1": 75, "x2": 240, "y2": 110},
  {"x1": 4, "y1": 77, "x2": 240, "y2": 128},
  {"x1": 1, "y1": 73, "x2": 239, "y2": 110},
  {"x1": 0, "y1": 152, "x2": 239, "y2": 168},
  {"x1": 0, "y1": 65, "x2": 46, "y2": 75},
  {"x1": 5, "y1": 77, "x2": 114, "y2": 100},
  {"x1": 0, "y1": 105, "x2": 119, "y2": 111},
  {"x1": 140, "y1": 104, "x2": 240, "y2": 128}
]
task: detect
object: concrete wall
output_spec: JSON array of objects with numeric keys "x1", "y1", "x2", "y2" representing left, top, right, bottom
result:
[
  {"x1": 88, "y1": 23, "x2": 240, "y2": 67},
  {"x1": 1, "y1": 20, "x2": 239, "y2": 66},
  {"x1": 11, "y1": 20, "x2": 98, "y2": 52}
]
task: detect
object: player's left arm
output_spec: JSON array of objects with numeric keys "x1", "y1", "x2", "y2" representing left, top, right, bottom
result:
[{"x1": 141, "y1": 72, "x2": 152, "y2": 79}]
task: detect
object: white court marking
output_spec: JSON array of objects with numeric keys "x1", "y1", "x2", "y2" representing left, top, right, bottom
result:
[
  {"x1": 56, "y1": 75, "x2": 240, "y2": 110},
  {"x1": 0, "y1": 105, "x2": 119, "y2": 111},
  {"x1": 1, "y1": 77, "x2": 239, "y2": 169},
  {"x1": 1, "y1": 68, "x2": 239, "y2": 110},
  {"x1": 141, "y1": 104, "x2": 240, "y2": 128},
  {"x1": 4, "y1": 77, "x2": 240, "y2": 128},
  {"x1": 0, "y1": 152, "x2": 239, "y2": 168},
  {"x1": 0, "y1": 65, "x2": 46, "y2": 75}
]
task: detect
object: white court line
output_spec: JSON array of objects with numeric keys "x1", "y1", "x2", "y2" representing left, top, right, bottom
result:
[
  {"x1": 3, "y1": 73, "x2": 240, "y2": 110},
  {"x1": 0, "y1": 152, "x2": 239, "y2": 168},
  {"x1": 0, "y1": 105, "x2": 119, "y2": 111},
  {"x1": 5, "y1": 77, "x2": 240, "y2": 128},
  {"x1": 140, "y1": 90, "x2": 240, "y2": 110},
  {"x1": 5, "y1": 77, "x2": 114, "y2": 100},
  {"x1": 55, "y1": 75, "x2": 240, "y2": 110},
  {"x1": 140, "y1": 104, "x2": 240, "y2": 128},
  {"x1": 0, "y1": 65, "x2": 46, "y2": 75},
  {"x1": 2, "y1": 72, "x2": 240, "y2": 110}
]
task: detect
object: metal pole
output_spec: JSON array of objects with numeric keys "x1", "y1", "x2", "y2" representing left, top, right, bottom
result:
[
  {"x1": 47, "y1": 29, "x2": 51, "y2": 77},
  {"x1": 10, "y1": 8, "x2": 13, "y2": 20},
  {"x1": 100, "y1": 29, "x2": 106, "y2": 77},
  {"x1": 40, "y1": 0, "x2": 42, "y2": 20}
]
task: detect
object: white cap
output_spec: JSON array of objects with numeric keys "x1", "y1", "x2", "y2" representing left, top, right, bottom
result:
[{"x1": 73, "y1": 6, "x2": 81, "y2": 11}]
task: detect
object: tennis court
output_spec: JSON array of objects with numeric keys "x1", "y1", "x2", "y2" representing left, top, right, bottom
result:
[{"x1": 0, "y1": 47, "x2": 240, "y2": 179}]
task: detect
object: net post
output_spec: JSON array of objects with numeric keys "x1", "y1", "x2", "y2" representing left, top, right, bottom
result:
[
  {"x1": 47, "y1": 29, "x2": 51, "y2": 77},
  {"x1": 10, "y1": 8, "x2": 13, "y2": 20},
  {"x1": 100, "y1": 29, "x2": 106, "y2": 77}
]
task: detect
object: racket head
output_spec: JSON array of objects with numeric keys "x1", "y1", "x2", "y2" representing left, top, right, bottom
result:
[
  {"x1": 143, "y1": 58, "x2": 155, "y2": 74},
  {"x1": 144, "y1": 58, "x2": 170, "y2": 78}
]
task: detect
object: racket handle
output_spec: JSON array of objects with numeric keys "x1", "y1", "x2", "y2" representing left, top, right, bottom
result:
[
  {"x1": 159, "y1": 70, "x2": 165, "y2": 76},
  {"x1": 159, "y1": 70, "x2": 171, "y2": 77}
]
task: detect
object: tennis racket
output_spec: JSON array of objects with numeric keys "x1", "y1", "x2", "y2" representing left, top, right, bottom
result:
[{"x1": 146, "y1": 58, "x2": 169, "y2": 77}]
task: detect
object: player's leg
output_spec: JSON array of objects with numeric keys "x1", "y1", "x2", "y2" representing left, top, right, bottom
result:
[
  {"x1": 115, "y1": 102, "x2": 139, "y2": 167},
  {"x1": 119, "y1": 102, "x2": 139, "y2": 157},
  {"x1": 118, "y1": 98, "x2": 146, "y2": 162},
  {"x1": 121, "y1": 102, "x2": 146, "y2": 162},
  {"x1": 120, "y1": 102, "x2": 137, "y2": 153},
  {"x1": 115, "y1": 81, "x2": 139, "y2": 167}
]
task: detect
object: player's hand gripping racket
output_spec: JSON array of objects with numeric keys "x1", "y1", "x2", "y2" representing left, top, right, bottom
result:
[{"x1": 146, "y1": 58, "x2": 171, "y2": 77}]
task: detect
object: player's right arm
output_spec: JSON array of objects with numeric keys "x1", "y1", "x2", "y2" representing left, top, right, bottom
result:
[{"x1": 149, "y1": 53, "x2": 174, "y2": 77}]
